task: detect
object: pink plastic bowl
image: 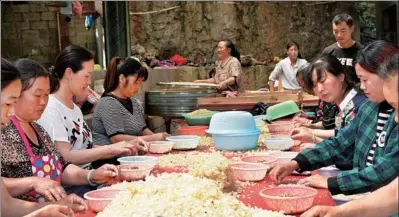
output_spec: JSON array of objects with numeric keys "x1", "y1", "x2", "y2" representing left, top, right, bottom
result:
[
  {"x1": 84, "y1": 189, "x2": 123, "y2": 213},
  {"x1": 118, "y1": 164, "x2": 154, "y2": 181},
  {"x1": 269, "y1": 152, "x2": 298, "y2": 164},
  {"x1": 149, "y1": 141, "x2": 174, "y2": 154},
  {"x1": 259, "y1": 186, "x2": 318, "y2": 214},
  {"x1": 267, "y1": 121, "x2": 294, "y2": 134},
  {"x1": 240, "y1": 155, "x2": 278, "y2": 167},
  {"x1": 230, "y1": 162, "x2": 269, "y2": 181}
]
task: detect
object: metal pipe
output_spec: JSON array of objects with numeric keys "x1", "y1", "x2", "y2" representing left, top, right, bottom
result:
[{"x1": 56, "y1": 12, "x2": 62, "y2": 52}]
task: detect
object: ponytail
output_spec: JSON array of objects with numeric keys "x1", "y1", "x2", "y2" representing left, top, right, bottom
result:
[{"x1": 103, "y1": 56, "x2": 123, "y2": 95}]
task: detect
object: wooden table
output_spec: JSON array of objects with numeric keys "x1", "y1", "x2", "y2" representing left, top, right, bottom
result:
[{"x1": 76, "y1": 145, "x2": 335, "y2": 217}]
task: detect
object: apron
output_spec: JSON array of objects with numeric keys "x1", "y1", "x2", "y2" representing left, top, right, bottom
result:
[
  {"x1": 335, "y1": 89, "x2": 357, "y2": 131},
  {"x1": 11, "y1": 116, "x2": 63, "y2": 203}
]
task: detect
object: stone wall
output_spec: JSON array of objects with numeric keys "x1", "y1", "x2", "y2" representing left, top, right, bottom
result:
[
  {"x1": 1, "y1": 2, "x2": 96, "y2": 68},
  {"x1": 130, "y1": 1, "x2": 359, "y2": 63}
]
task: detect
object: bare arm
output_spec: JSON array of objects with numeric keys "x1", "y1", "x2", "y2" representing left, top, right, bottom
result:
[
  {"x1": 1, "y1": 179, "x2": 46, "y2": 217},
  {"x1": 111, "y1": 131, "x2": 167, "y2": 143},
  {"x1": 2, "y1": 177, "x2": 35, "y2": 197},
  {"x1": 268, "y1": 80, "x2": 275, "y2": 92},
  {"x1": 54, "y1": 141, "x2": 124, "y2": 165},
  {"x1": 312, "y1": 129, "x2": 335, "y2": 140},
  {"x1": 194, "y1": 78, "x2": 216, "y2": 83}
]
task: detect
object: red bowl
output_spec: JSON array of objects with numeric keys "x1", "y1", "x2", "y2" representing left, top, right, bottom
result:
[{"x1": 178, "y1": 126, "x2": 208, "y2": 136}]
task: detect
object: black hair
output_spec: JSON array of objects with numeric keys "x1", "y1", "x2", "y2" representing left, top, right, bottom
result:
[
  {"x1": 296, "y1": 63, "x2": 314, "y2": 94},
  {"x1": 303, "y1": 54, "x2": 353, "y2": 91},
  {"x1": 103, "y1": 56, "x2": 148, "y2": 95},
  {"x1": 1, "y1": 57, "x2": 21, "y2": 90},
  {"x1": 378, "y1": 53, "x2": 399, "y2": 81},
  {"x1": 357, "y1": 40, "x2": 399, "y2": 75},
  {"x1": 51, "y1": 45, "x2": 94, "y2": 93},
  {"x1": 220, "y1": 39, "x2": 240, "y2": 61},
  {"x1": 286, "y1": 41, "x2": 303, "y2": 59},
  {"x1": 332, "y1": 13, "x2": 354, "y2": 27},
  {"x1": 14, "y1": 58, "x2": 50, "y2": 91}
]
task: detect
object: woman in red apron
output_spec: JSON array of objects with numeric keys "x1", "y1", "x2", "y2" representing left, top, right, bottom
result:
[
  {"x1": 1, "y1": 58, "x2": 87, "y2": 217},
  {"x1": 1, "y1": 59, "x2": 120, "y2": 202}
]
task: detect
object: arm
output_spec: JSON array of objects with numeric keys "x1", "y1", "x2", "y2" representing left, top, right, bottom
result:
[
  {"x1": 301, "y1": 177, "x2": 399, "y2": 217},
  {"x1": 2, "y1": 177, "x2": 35, "y2": 197},
  {"x1": 268, "y1": 62, "x2": 282, "y2": 92},
  {"x1": 337, "y1": 177, "x2": 398, "y2": 217},
  {"x1": 329, "y1": 125, "x2": 399, "y2": 195},
  {"x1": 312, "y1": 129, "x2": 335, "y2": 139},
  {"x1": 194, "y1": 78, "x2": 216, "y2": 83},
  {"x1": 293, "y1": 108, "x2": 360, "y2": 171},
  {"x1": 1, "y1": 179, "x2": 46, "y2": 217},
  {"x1": 54, "y1": 141, "x2": 121, "y2": 165}
]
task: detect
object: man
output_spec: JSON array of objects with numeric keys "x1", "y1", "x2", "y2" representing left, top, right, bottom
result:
[{"x1": 322, "y1": 13, "x2": 364, "y2": 85}]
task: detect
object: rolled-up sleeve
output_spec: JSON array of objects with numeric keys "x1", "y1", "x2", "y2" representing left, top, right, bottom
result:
[{"x1": 269, "y1": 62, "x2": 283, "y2": 81}]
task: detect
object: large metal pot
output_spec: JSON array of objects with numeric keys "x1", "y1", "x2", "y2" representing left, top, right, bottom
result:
[{"x1": 146, "y1": 88, "x2": 216, "y2": 117}]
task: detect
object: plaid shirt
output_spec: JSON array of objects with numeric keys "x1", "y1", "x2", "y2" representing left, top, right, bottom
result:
[{"x1": 294, "y1": 100, "x2": 399, "y2": 195}]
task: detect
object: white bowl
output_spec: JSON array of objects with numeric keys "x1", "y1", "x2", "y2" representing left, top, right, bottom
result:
[
  {"x1": 263, "y1": 137, "x2": 294, "y2": 151},
  {"x1": 318, "y1": 166, "x2": 341, "y2": 177},
  {"x1": 149, "y1": 141, "x2": 174, "y2": 154},
  {"x1": 84, "y1": 189, "x2": 125, "y2": 213},
  {"x1": 118, "y1": 164, "x2": 154, "y2": 181},
  {"x1": 166, "y1": 136, "x2": 200, "y2": 150},
  {"x1": 117, "y1": 156, "x2": 159, "y2": 166}
]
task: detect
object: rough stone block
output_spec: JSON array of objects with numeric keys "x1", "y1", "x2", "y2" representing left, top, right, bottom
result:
[
  {"x1": 17, "y1": 21, "x2": 30, "y2": 30},
  {"x1": 41, "y1": 12, "x2": 55, "y2": 21},
  {"x1": 29, "y1": 3, "x2": 46, "y2": 12},
  {"x1": 21, "y1": 30, "x2": 39, "y2": 39},
  {"x1": 14, "y1": 4, "x2": 30, "y2": 13},
  {"x1": 22, "y1": 13, "x2": 41, "y2": 21},
  {"x1": 48, "y1": 21, "x2": 57, "y2": 29},
  {"x1": 4, "y1": 13, "x2": 23, "y2": 22},
  {"x1": 31, "y1": 21, "x2": 48, "y2": 30}
]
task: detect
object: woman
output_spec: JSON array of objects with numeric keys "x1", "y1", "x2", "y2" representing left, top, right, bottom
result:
[
  {"x1": 37, "y1": 45, "x2": 148, "y2": 172},
  {"x1": 268, "y1": 41, "x2": 308, "y2": 92},
  {"x1": 2, "y1": 58, "x2": 120, "y2": 200},
  {"x1": 300, "y1": 53, "x2": 399, "y2": 217},
  {"x1": 194, "y1": 39, "x2": 244, "y2": 92},
  {"x1": 0, "y1": 58, "x2": 87, "y2": 217},
  {"x1": 290, "y1": 55, "x2": 367, "y2": 149},
  {"x1": 269, "y1": 40, "x2": 399, "y2": 196},
  {"x1": 91, "y1": 57, "x2": 169, "y2": 167}
]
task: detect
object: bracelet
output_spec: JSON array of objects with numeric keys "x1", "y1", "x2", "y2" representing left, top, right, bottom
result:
[{"x1": 86, "y1": 169, "x2": 97, "y2": 186}]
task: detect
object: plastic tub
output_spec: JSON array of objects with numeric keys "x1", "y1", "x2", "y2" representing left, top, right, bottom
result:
[
  {"x1": 117, "y1": 156, "x2": 159, "y2": 166},
  {"x1": 207, "y1": 130, "x2": 261, "y2": 151},
  {"x1": 118, "y1": 164, "x2": 153, "y2": 181},
  {"x1": 184, "y1": 111, "x2": 217, "y2": 126},
  {"x1": 230, "y1": 162, "x2": 268, "y2": 181},
  {"x1": 240, "y1": 155, "x2": 278, "y2": 167},
  {"x1": 166, "y1": 136, "x2": 200, "y2": 150},
  {"x1": 178, "y1": 126, "x2": 208, "y2": 136},
  {"x1": 149, "y1": 141, "x2": 173, "y2": 154},
  {"x1": 318, "y1": 166, "x2": 341, "y2": 177},
  {"x1": 266, "y1": 121, "x2": 294, "y2": 134},
  {"x1": 263, "y1": 137, "x2": 294, "y2": 151},
  {"x1": 266, "y1": 100, "x2": 300, "y2": 122},
  {"x1": 208, "y1": 111, "x2": 257, "y2": 133},
  {"x1": 84, "y1": 189, "x2": 124, "y2": 213},
  {"x1": 259, "y1": 186, "x2": 317, "y2": 214}
]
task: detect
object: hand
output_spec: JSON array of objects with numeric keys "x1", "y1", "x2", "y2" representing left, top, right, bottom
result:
[
  {"x1": 290, "y1": 127, "x2": 313, "y2": 143},
  {"x1": 31, "y1": 177, "x2": 67, "y2": 202},
  {"x1": 218, "y1": 82, "x2": 227, "y2": 90},
  {"x1": 152, "y1": 132, "x2": 170, "y2": 141},
  {"x1": 269, "y1": 161, "x2": 299, "y2": 184},
  {"x1": 292, "y1": 116, "x2": 312, "y2": 127},
  {"x1": 90, "y1": 164, "x2": 119, "y2": 185},
  {"x1": 128, "y1": 138, "x2": 149, "y2": 153},
  {"x1": 24, "y1": 204, "x2": 74, "y2": 217},
  {"x1": 55, "y1": 193, "x2": 88, "y2": 213},
  {"x1": 297, "y1": 174, "x2": 328, "y2": 189},
  {"x1": 110, "y1": 141, "x2": 137, "y2": 156},
  {"x1": 301, "y1": 206, "x2": 341, "y2": 217}
]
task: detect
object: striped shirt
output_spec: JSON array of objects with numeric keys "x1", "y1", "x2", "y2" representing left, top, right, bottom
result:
[{"x1": 366, "y1": 102, "x2": 393, "y2": 166}]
